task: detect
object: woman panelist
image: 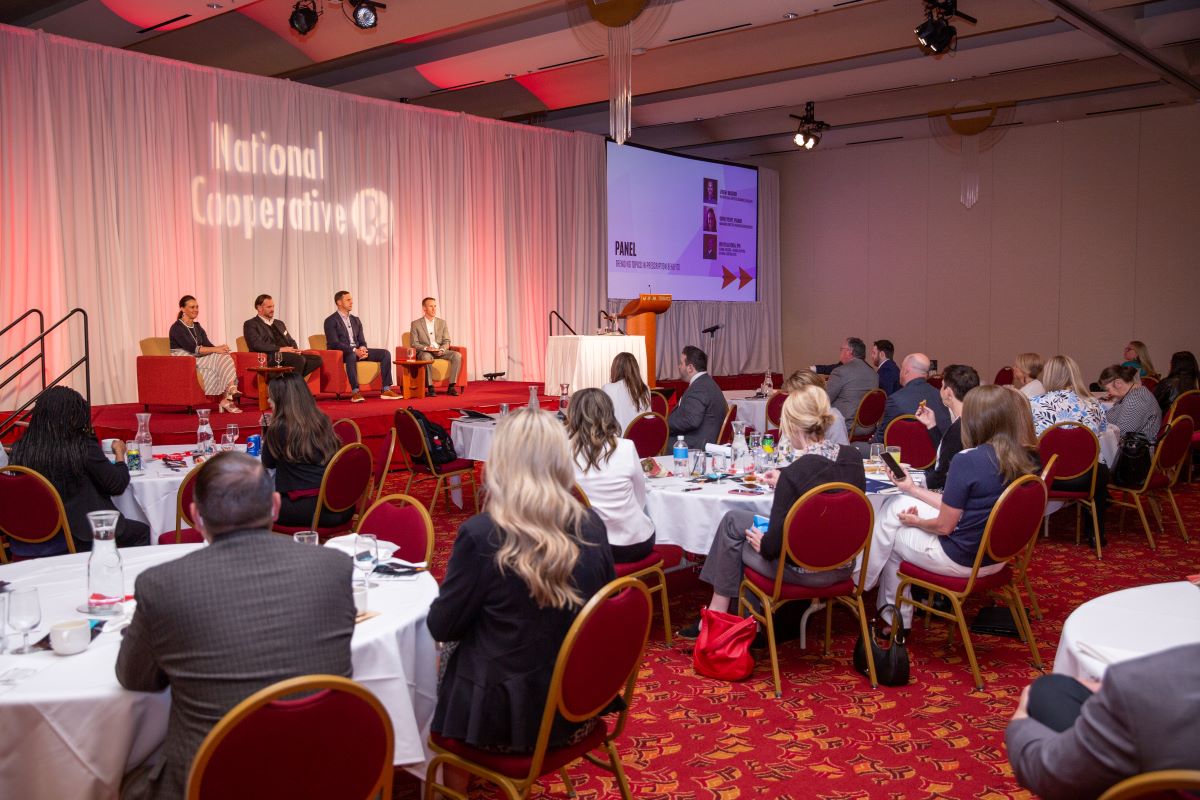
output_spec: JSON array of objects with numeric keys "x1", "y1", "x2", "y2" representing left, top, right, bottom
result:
[{"x1": 169, "y1": 295, "x2": 241, "y2": 414}]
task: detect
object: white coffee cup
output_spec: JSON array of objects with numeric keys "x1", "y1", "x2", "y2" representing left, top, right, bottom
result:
[
  {"x1": 353, "y1": 586, "x2": 368, "y2": 615},
  {"x1": 101, "y1": 439, "x2": 118, "y2": 463},
  {"x1": 50, "y1": 620, "x2": 91, "y2": 655}
]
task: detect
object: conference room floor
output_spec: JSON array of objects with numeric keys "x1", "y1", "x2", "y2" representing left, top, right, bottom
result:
[{"x1": 383, "y1": 466, "x2": 1200, "y2": 799}]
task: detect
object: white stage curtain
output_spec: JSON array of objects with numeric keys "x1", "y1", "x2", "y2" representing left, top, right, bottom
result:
[
  {"x1": 607, "y1": 167, "x2": 783, "y2": 381},
  {"x1": 0, "y1": 25, "x2": 605, "y2": 406}
]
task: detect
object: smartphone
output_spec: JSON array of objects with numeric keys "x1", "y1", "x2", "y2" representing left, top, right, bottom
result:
[
  {"x1": 752, "y1": 514, "x2": 770, "y2": 533},
  {"x1": 881, "y1": 451, "x2": 906, "y2": 481}
]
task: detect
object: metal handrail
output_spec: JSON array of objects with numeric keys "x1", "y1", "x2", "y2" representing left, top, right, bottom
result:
[
  {"x1": 547, "y1": 310, "x2": 576, "y2": 336},
  {"x1": 0, "y1": 308, "x2": 90, "y2": 441}
]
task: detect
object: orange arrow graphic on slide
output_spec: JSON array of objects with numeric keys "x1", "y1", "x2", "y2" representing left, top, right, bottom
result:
[
  {"x1": 721, "y1": 266, "x2": 736, "y2": 289},
  {"x1": 738, "y1": 268, "x2": 753, "y2": 289}
]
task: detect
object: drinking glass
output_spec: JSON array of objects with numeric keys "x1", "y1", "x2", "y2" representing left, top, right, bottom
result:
[
  {"x1": 748, "y1": 433, "x2": 762, "y2": 452},
  {"x1": 869, "y1": 443, "x2": 884, "y2": 467},
  {"x1": 225, "y1": 423, "x2": 240, "y2": 444},
  {"x1": 257, "y1": 353, "x2": 266, "y2": 367},
  {"x1": 293, "y1": 531, "x2": 319, "y2": 546},
  {"x1": 885, "y1": 445, "x2": 903, "y2": 465},
  {"x1": 7, "y1": 587, "x2": 41, "y2": 654},
  {"x1": 353, "y1": 534, "x2": 379, "y2": 589},
  {"x1": 220, "y1": 433, "x2": 236, "y2": 452},
  {"x1": 273, "y1": 352, "x2": 283, "y2": 367}
]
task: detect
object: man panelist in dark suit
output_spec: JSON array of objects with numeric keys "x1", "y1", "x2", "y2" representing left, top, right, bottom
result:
[
  {"x1": 409, "y1": 296, "x2": 461, "y2": 397},
  {"x1": 1006, "y1": 643, "x2": 1200, "y2": 800},
  {"x1": 323, "y1": 289, "x2": 401, "y2": 403},
  {"x1": 242, "y1": 294, "x2": 321, "y2": 378},
  {"x1": 668, "y1": 345, "x2": 728, "y2": 449},
  {"x1": 115, "y1": 452, "x2": 355, "y2": 800}
]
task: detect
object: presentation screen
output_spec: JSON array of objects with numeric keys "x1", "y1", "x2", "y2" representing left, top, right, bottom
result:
[{"x1": 607, "y1": 141, "x2": 758, "y2": 302}]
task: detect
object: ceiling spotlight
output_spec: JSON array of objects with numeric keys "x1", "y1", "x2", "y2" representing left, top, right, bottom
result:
[
  {"x1": 351, "y1": 1, "x2": 386, "y2": 29},
  {"x1": 915, "y1": 1, "x2": 977, "y2": 55},
  {"x1": 289, "y1": 0, "x2": 319, "y2": 35},
  {"x1": 789, "y1": 101, "x2": 829, "y2": 151}
]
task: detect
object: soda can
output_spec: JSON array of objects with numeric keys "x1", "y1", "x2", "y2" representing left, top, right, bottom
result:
[
  {"x1": 499, "y1": 403, "x2": 509, "y2": 416},
  {"x1": 125, "y1": 442, "x2": 142, "y2": 471},
  {"x1": 246, "y1": 434, "x2": 262, "y2": 456}
]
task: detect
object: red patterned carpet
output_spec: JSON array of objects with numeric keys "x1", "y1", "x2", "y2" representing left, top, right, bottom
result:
[{"x1": 381, "y1": 468, "x2": 1200, "y2": 799}]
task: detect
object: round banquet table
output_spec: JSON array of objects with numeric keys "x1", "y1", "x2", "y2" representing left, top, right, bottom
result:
[
  {"x1": 644, "y1": 456, "x2": 901, "y2": 555},
  {"x1": 113, "y1": 445, "x2": 248, "y2": 540},
  {"x1": 722, "y1": 391, "x2": 769, "y2": 434},
  {"x1": 1053, "y1": 581, "x2": 1200, "y2": 682},
  {"x1": 0, "y1": 543, "x2": 439, "y2": 800},
  {"x1": 450, "y1": 417, "x2": 497, "y2": 462}
]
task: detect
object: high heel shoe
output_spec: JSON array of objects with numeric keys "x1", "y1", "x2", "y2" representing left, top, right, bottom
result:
[{"x1": 219, "y1": 398, "x2": 243, "y2": 414}]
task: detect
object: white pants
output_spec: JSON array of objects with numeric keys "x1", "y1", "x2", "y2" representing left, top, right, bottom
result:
[{"x1": 858, "y1": 495, "x2": 1004, "y2": 627}]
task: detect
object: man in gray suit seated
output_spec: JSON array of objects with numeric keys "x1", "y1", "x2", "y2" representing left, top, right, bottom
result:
[
  {"x1": 873, "y1": 352, "x2": 950, "y2": 442},
  {"x1": 823, "y1": 337, "x2": 878, "y2": 433},
  {"x1": 1006, "y1": 642, "x2": 1200, "y2": 800},
  {"x1": 668, "y1": 345, "x2": 728, "y2": 449},
  {"x1": 409, "y1": 296, "x2": 462, "y2": 397},
  {"x1": 116, "y1": 452, "x2": 355, "y2": 799}
]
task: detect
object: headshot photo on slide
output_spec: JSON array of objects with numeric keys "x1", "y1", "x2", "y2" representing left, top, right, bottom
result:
[
  {"x1": 703, "y1": 234, "x2": 717, "y2": 260},
  {"x1": 703, "y1": 206, "x2": 717, "y2": 232},
  {"x1": 703, "y1": 178, "x2": 717, "y2": 204}
]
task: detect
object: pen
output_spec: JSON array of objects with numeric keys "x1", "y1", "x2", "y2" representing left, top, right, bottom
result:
[{"x1": 682, "y1": 486, "x2": 702, "y2": 492}]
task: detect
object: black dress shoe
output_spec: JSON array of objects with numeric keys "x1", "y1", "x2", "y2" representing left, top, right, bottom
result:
[
  {"x1": 678, "y1": 621, "x2": 701, "y2": 639},
  {"x1": 425, "y1": 387, "x2": 437, "y2": 397},
  {"x1": 447, "y1": 385, "x2": 459, "y2": 396}
]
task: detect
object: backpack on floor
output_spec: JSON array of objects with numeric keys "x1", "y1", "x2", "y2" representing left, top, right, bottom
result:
[{"x1": 407, "y1": 407, "x2": 457, "y2": 465}]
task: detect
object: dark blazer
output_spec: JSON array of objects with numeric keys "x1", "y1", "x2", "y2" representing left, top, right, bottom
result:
[
  {"x1": 168, "y1": 319, "x2": 214, "y2": 354},
  {"x1": 760, "y1": 445, "x2": 866, "y2": 562},
  {"x1": 874, "y1": 377, "x2": 950, "y2": 443},
  {"x1": 428, "y1": 510, "x2": 616, "y2": 750},
  {"x1": 242, "y1": 316, "x2": 298, "y2": 353},
  {"x1": 877, "y1": 359, "x2": 901, "y2": 395},
  {"x1": 1006, "y1": 642, "x2": 1200, "y2": 800},
  {"x1": 668, "y1": 372, "x2": 729, "y2": 449},
  {"x1": 116, "y1": 528, "x2": 355, "y2": 800},
  {"x1": 924, "y1": 417, "x2": 963, "y2": 491},
  {"x1": 322, "y1": 311, "x2": 369, "y2": 353}
]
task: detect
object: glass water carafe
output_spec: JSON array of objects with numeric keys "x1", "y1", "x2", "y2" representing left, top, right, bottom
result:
[
  {"x1": 196, "y1": 408, "x2": 215, "y2": 457},
  {"x1": 86, "y1": 510, "x2": 125, "y2": 615},
  {"x1": 134, "y1": 412, "x2": 153, "y2": 464},
  {"x1": 730, "y1": 419, "x2": 750, "y2": 472}
]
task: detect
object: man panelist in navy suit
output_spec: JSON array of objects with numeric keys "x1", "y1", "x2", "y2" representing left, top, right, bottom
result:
[{"x1": 322, "y1": 290, "x2": 401, "y2": 403}]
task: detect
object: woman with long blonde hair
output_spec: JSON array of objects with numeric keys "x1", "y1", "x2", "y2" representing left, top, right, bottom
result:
[
  {"x1": 427, "y1": 408, "x2": 615, "y2": 766},
  {"x1": 1030, "y1": 355, "x2": 1106, "y2": 436},
  {"x1": 1121, "y1": 340, "x2": 1157, "y2": 379},
  {"x1": 1012, "y1": 353, "x2": 1045, "y2": 399},
  {"x1": 679, "y1": 385, "x2": 866, "y2": 639},
  {"x1": 862, "y1": 384, "x2": 1038, "y2": 631}
]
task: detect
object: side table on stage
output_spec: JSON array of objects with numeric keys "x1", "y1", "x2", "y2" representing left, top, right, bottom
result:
[
  {"x1": 394, "y1": 361, "x2": 429, "y2": 399},
  {"x1": 245, "y1": 365, "x2": 294, "y2": 410}
]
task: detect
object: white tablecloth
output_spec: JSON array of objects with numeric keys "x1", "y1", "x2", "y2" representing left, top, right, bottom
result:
[
  {"x1": 644, "y1": 456, "x2": 898, "y2": 555},
  {"x1": 450, "y1": 418, "x2": 497, "y2": 462},
  {"x1": 0, "y1": 543, "x2": 439, "y2": 799},
  {"x1": 722, "y1": 391, "x2": 769, "y2": 434},
  {"x1": 1098, "y1": 428, "x2": 1119, "y2": 468},
  {"x1": 544, "y1": 335, "x2": 647, "y2": 392},
  {"x1": 113, "y1": 445, "x2": 252, "y2": 539},
  {"x1": 1053, "y1": 581, "x2": 1200, "y2": 681}
]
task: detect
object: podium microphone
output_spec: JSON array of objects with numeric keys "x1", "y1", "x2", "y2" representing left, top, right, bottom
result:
[{"x1": 701, "y1": 324, "x2": 723, "y2": 336}]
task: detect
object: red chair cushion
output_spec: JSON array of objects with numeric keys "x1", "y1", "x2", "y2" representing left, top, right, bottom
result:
[
  {"x1": 411, "y1": 458, "x2": 475, "y2": 476},
  {"x1": 431, "y1": 722, "x2": 608, "y2": 779},
  {"x1": 614, "y1": 553, "x2": 664, "y2": 577},
  {"x1": 157, "y1": 530, "x2": 204, "y2": 545},
  {"x1": 742, "y1": 566, "x2": 856, "y2": 600},
  {"x1": 1047, "y1": 490, "x2": 1091, "y2": 500},
  {"x1": 898, "y1": 561, "x2": 1013, "y2": 594},
  {"x1": 652, "y1": 544, "x2": 684, "y2": 570}
]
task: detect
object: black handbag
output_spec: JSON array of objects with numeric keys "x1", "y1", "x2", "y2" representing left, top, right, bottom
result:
[
  {"x1": 853, "y1": 604, "x2": 910, "y2": 687},
  {"x1": 1112, "y1": 431, "x2": 1153, "y2": 488}
]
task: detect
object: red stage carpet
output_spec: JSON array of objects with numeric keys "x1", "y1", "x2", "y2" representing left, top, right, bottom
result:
[{"x1": 379, "y1": 469, "x2": 1200, "y2": 799}]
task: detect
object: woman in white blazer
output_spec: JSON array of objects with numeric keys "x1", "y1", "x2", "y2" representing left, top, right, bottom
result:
[{"x1": 602, "y1": 352, "x2": 652, "y2": 434}]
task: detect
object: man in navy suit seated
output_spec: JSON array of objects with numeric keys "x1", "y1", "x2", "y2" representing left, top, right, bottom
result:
[
  {"x1": 322, "y1": 290, "x2": 401, "y2": 403},
  {"x1": 872, "y1": 339, "x2": 901, "y2": 395}
]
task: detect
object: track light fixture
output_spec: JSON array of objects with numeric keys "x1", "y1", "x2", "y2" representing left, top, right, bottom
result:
[
  {"x1": 350, "y1": 1, "x2": 386, "y2": 29},
  {"x1": 915, "y1": 1, "x2": 977, "y2": 55},
  {"x1": 789, "y1": 102, "x2": 829, "y2": 150},
  {"x1": 288, "y1": 0, "x2": 319, "y2": 35}
]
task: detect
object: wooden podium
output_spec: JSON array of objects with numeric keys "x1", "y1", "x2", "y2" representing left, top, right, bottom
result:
[{"x1": 617, "y1": 293, "x2": 672, "y2": 387}]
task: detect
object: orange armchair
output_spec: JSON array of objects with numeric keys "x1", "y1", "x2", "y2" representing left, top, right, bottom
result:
[{"x1": 136, "y1": 338, "x2": 212, "y2": 412}]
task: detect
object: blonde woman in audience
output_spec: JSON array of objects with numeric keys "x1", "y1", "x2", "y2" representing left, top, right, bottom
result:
[
  {"x1": 778, "y1": 369, "x2": 849, "y2": 446},
  {"x1": 602, "y1": 351, "x2": 652, "y2": 433},
  {"x1": 1029, "y1": 356, "x2": 1107, "y2": 436},
  {"x1": 679, "y1": 386, "x2": 865, "y2": 638},
  {"x1": 567, "y1": 388, "x2": 655, "y2": 564},
  {"x1": 427, "y1": 408, "x2": 615, "y2": 791},
  {"x1": 1012, "y1": 353, "x2": 1046, "y2": 399},
  {"x1": 862, "y1": 385, "x2": 1037, "y2": 631},
  {"x1": 1121, "y1": 341, "x2": 1157, "y2": 379}
]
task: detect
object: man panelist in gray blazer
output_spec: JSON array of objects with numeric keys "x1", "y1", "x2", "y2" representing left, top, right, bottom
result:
[
  {"x1": 668, "y1": 345, "x2": 728, "y2": 449},
  {"x1": 1006, "y1": 642, "x2": 1200, "y2": 800},
  {"x1": 822, "y1": 337, "x2": 878, "y2": 433},
  {"x1": 115, "y1": 453, "x2": 355, "y2": 800},
  {"x1": 409, "y1": 296, "x2": 462, "y2": 397}
]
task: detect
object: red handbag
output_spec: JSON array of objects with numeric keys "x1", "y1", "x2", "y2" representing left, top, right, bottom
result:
[{"x1": 693, "y1": 607, "x2": 757, "y2": 681}]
